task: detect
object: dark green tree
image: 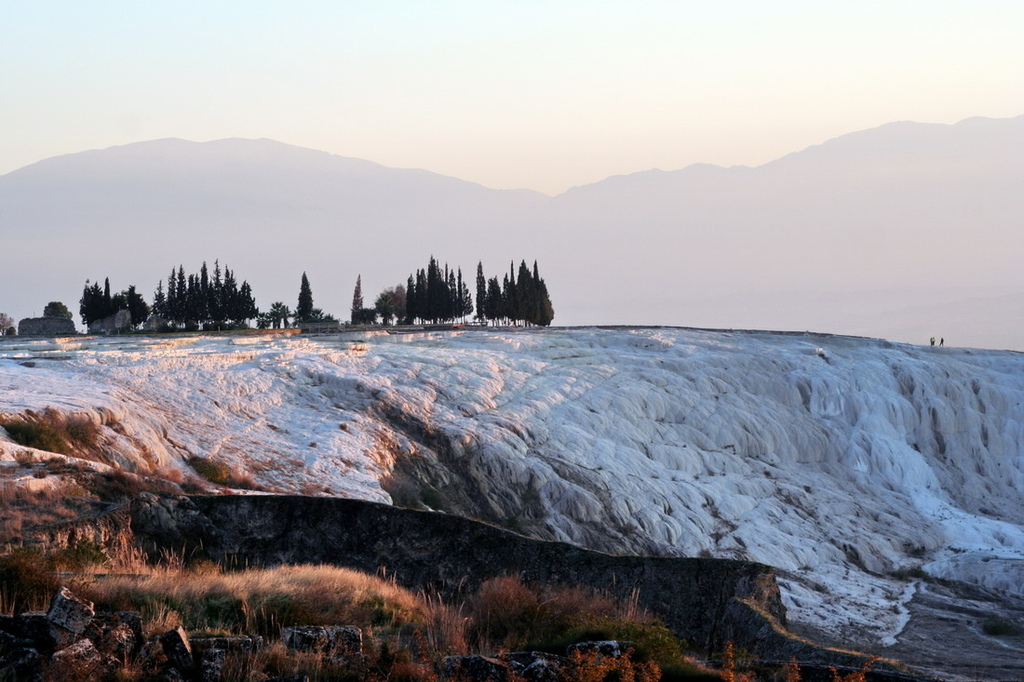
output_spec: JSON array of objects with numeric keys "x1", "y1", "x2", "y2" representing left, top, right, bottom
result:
[
  {"x1": 475, "y1": 261, "x2": 487, "y2": 323},
  {"x1": 296, "y1": 272, "x2": 314, "y2": 322},
  {"x1": 404, "y1": 275, "x2": 417, "y2": 324},
  {"x1": 79, "y1": 280, "x2": 107, "y2": 326},
  {"x1": 485, "y1": 276, "x2": 503, "y2": 324},
  {"x1": 152, "y1": 281, "x2": 167, "y2": 319},
  {"x1": 43, "y1": 301, "x2": 73, "y2": 319},
  {"x1": 123, "y1": 285, "x2": 150, "y2": 328},
  {"x1": 351, "y1": 275, "x2": 364, "y2": 323},
  {"x1": 208, "y1": 260, "x2": 225, "y2": 328},
  {"x1": 268, "y1": 302, "x2": 291, "y2": 329},
  {"x1": 374, "y1": 292, "x2": 396, "y2": 326}
]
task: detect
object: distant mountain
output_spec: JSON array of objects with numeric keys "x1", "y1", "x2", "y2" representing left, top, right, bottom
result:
[{"x1": 1, "y1": 116, "x2": 1022, "y2": 348}]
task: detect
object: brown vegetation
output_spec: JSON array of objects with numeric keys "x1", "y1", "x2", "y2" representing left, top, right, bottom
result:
[
  {"x1": 0, "y1": 407, "x2": 100, "y2": 458},
  {"x1": 187, "y1": 455, "x2": 262, "y2": 490}
]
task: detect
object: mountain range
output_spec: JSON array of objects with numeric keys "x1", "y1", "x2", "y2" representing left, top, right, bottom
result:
[{"x1": 1, "y1": 115, "x2": 1022, "y2": 349}]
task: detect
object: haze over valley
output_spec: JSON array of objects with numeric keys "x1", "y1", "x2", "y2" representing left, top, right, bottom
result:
[{"x1": 2, "y1": 114, "x2": 1022, "y2": 350}]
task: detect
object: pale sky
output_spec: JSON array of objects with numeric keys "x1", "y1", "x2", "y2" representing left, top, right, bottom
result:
[{"x1": 2, "y1": 1, "x2": 1022, "y2": 195}]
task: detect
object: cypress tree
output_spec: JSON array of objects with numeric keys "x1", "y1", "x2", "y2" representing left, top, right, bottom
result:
[
  {"x1": 405, "y1": 275, "x2": 417, "y2": 324},
  {"x1": 475, "y1": 262, "x2": 487, "y2": 323},
  {"x1": 486, "y1": 277, "x2": 502, "y2": 324},
  {"x1": 458, "y1": 267, "x2": 473, "y2": 321},
  {"x1": 209, "y1": 260, "x2": 225, "y2": 328},
  {"x1": 297, "y1": 272, "x2": 314, "y2": 322},
  {"x1": 351, "y1": 275, "x2": 363, "y2": 323},
  {"x1": 175, "y1": 267, "x2": 187, "y2": 323},
  {"x1": 516, "y1": 260, "x2": 533, "y2": 324},
  {"x1": 198, "y1": 261, "x2": 210, "y2": 325},
  {"x1": 153, "y1": 280, "x2": 166, "y2": 319}
]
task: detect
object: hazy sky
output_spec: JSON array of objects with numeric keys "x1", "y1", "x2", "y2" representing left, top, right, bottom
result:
[{"x1": 2, "y1": 1, "x2": 1022, "y2": 194}]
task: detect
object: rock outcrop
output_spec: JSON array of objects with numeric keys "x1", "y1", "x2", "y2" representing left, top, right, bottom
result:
[
  {"x1": 126, "y1": 493, "x2": 910, "y2": 674},
  {"x1": 88, "y1": 309, "x2": 132, "y2": 334}
]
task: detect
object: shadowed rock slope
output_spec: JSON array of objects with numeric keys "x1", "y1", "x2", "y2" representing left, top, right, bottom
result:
[{"x1": 121, "y1": 493, "x2": 918, "y2": 675}]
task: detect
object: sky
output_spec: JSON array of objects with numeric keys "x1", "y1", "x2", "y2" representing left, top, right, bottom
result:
[{"x1": 2, "y1": 1, "x2": 1023, "y2": 195}]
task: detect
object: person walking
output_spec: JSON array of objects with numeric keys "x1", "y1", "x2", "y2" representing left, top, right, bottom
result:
[{"x1": 930, "y1": 337, "x2": 935, "y2": 346}]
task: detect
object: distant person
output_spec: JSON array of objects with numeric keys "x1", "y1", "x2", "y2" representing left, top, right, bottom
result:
[
  {"x1": 940, "y1": 338, "x2": 944, "y2": 347},
  {"x1": 930, "y1": 337, "x2": 935, "y2": 346}
]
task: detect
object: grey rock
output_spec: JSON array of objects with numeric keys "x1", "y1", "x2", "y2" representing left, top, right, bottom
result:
[
  {"x1": 88, "y1": 309, "x2": 132, "y2": 335},
  {"x1": 190, "y1": 634, "x2": 265, "y2": 655},
  {"x1": 282, "y1": 625, "x2": 361, "y2": 658},
  {"x1": 0, "y1": 643, "x2": 42, "y2": 682},
  {"x1": 46, "y1": 586, "x2": 95, "y2": 649},
  {"x1": 192, "y1": 635, "x2": 266, "y2": 681},
  {"x1": 48, "y1": 638, "x2": 107, "y2": 679},
  {"x1": 508, "y1": 651, "x2": 569, "y2": 682},
  {"x1": 566, "y1": 640, "x2": 634, "y2": 658},
  {"x1": 441, "y1": 654, "x2": 514, "y2": 681},
  {"x1": 13, "y1": 612, "x2": 55, "y2": 654},
  {"x1": 84, "y1": 611, "x2": 144, "y2": 660},
  {"x1": 160, "y1": 626, "x2": 194, "y2": 674}
]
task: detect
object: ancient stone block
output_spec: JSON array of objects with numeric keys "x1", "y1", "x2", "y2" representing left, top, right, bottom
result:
[
  {"x1": 508, "y1": 651, "x2": 568, "y2": 681},
  {"x1": 441, "y1": 654, "x2": 514, "y2": 682},
  {"x1": 282, "y1": 625, "x2": 361, "y2": 658},
  {"x1": 13, "y1": 613, "x2": 55, "y2": 655},
  {"x1": 191, "y1": 635, "x2": 266, "y2": 681},
  {"x1": 84, "y1": 611, "x2": 144, "y2": 660},
  {"x1": 566, "y1": 640, "x2": 633, "y2": 658},
  {"x1": 48, "y1": 638, "x2": 106, "y2": 679},
  {"x1": 159, "y1": 626, "x2": 194, "y2": 674},
  {"x1": 17, "y1": 316, "x2": 77, "y2": 336},
  {"x1": 0, "y1": 642, "x2": 42, "y2": 682},
  {"x1": 46, "y1": 587, "x2": 95, "y2": 643}
]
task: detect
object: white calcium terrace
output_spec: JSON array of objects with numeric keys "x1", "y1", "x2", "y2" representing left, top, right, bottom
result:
[{"x1": 1, "y1": 328, "x2": 1022, "y2": 647}]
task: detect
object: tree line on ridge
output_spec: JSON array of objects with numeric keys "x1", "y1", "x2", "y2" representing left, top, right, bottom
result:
[{"x1": 68, "y1": 257, "x2": 553, "y2": 332}]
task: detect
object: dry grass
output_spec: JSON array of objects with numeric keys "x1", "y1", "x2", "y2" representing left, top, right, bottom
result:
[
  {"x1": 0, "y1": 407, "x2": 101, "y2": 458},
  {"x1": 0, "y1": 477, "x2": 96, "y2": 543},
  {"x1": 466, "y1": 576, "x2": 679, "y2": 661},
  {"x1": 83, "y1": 563, "x2": 430, "y2": 639},
  {"x1": 0, "y1": 550, "x2": 747, "y2": 680}
]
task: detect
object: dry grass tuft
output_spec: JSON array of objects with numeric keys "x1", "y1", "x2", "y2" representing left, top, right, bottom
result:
[
  {"x1": 187, "y1": 456, "x2": 263, "y2": 490},
  {"x1": 0, "y1": 407, "x2": 101, "y2": 458},
  {"x1": 83, "y1": 564, "x2": 430, "y2": 639}
]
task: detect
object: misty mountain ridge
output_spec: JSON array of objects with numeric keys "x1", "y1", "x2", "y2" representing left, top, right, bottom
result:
[{"x1": 1, "y1": 115, "x2": 1021, "y2": 349}]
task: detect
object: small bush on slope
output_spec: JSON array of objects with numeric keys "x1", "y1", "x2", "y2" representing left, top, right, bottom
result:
[
  {"x1": 466, "y1": 575, "x2": 688, "y2": 671},
  {"x1": 187, "y1": 455, "x2": 261, "y2": 490},
  {"x1": 0, "y1": 408, "x2": 99, "y2": 456}
]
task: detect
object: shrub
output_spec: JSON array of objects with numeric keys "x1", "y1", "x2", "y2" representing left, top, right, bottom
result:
[
  {"x1": 187, "y1": 456, "x2": 261, "y2": 489},
  {"x1": 49, "y1": 540, "x2": 109, "y2": 572},
  {"x1": 465, "y1": 575, "x2": 686, "y2": 671},
  {"x1": 2, "y1": 419, "x2": 69, "y2": 454},
  {"x1": 0, "y1": 548, "x2": 63, "y2": 614},
  {"x1": 189, "y1": 456, "x2": 232, "y2": 485},
  {"x1": 982, "y1": 616, "x2": 1020, "y2": 636},
  {"x1": 0, "y1": 408, "x2": 99, "y2": 456}
]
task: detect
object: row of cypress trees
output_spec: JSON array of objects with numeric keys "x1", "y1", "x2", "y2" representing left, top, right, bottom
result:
[
  {"x1": 475, "y1": 260, "x2": 554, "y2": 326},
  {"x1": 404, "y1": 257, "x2": 474, "y2": 324},
  {"x1": 400, "y1": 257, "x2": 553, "y2": 326},
  {"x1": 152, "y1": 261, "x2": 258, "y2": 329}
]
